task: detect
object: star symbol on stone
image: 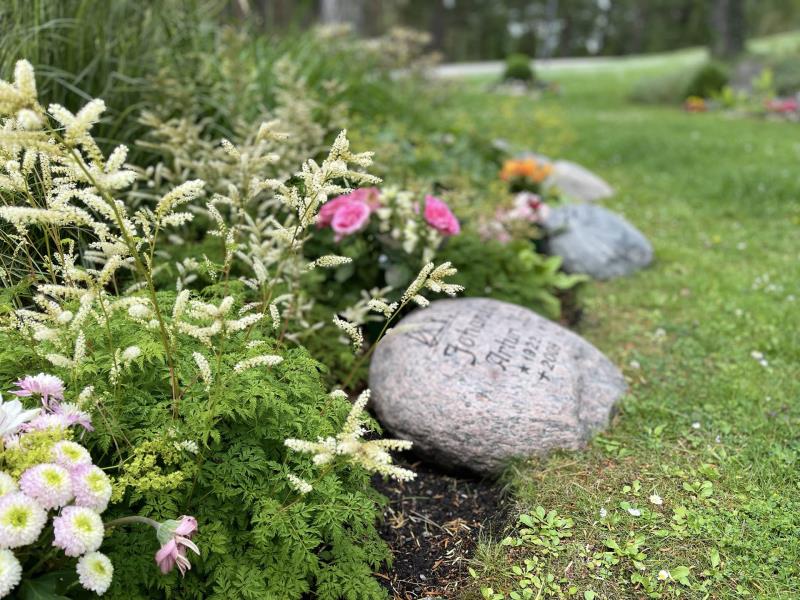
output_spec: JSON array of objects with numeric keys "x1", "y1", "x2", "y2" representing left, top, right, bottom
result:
[{"x1": 518, "y1": 364, "x2": 530, "y2": 373}]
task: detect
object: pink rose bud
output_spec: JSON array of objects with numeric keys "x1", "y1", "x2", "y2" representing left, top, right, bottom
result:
[{"x1": 423, "y1": 195, "x2": 460, "y2": 236}]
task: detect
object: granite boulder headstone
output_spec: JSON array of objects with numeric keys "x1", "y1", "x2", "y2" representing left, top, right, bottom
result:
[
  {"x1": 542, "y1": 203, "x2": 653, "y2": 280},
  {"x1": 369, "y1": 298, "x2": 626, "y2": 476},
  {"x1": 544, "y1": 160, "x2": 614, "y2": 202}
]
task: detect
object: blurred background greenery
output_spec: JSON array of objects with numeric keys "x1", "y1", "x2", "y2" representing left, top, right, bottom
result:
[{"x1": 233, "y1": 0, "x2": 797, "y2": 60}]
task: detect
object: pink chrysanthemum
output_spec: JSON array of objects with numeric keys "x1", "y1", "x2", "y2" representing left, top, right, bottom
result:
[
  {"x1": 0, "y1": 492, "x2": 47, "y2": 548},
  {"x1": 24, "y1": 403, "x2": 93, "y2": 434},
  {"x1": 52, "y1": 506, "x2": 104, "y2": 557},
  {"x1": 19, "y1": 463, "x2": 73, "y2": 510},
  {"x1": 51, "y1": 441, "x2": 92, "y2": 471},
  {"x1": 155, "y1": 516, "x2": 199, "y2": 576},
  {"x1": 52, "y1": 403, "x2": 93, "y2": 432},
  {"x1": 71, "y1": 465, "x2": 112, "y2": 513},
  {"x1": 10, "y1": 374, "x2": 65, "y2": 408},
  {"x1": 77, "y1": 551, "x2": 113, "y2": 595}
]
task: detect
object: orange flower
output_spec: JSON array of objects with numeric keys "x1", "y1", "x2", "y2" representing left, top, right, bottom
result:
[
  {"x1": 684, "y1": 96, "x2": 707, "y2": 112},
  {"x1": 500, "y1": 158, "x2": 553, "y2": 183}
]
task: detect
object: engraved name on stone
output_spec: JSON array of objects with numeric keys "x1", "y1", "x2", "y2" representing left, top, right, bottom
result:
[{"x1": 403, "y1": 308, "x2": 562, "y2": 383}]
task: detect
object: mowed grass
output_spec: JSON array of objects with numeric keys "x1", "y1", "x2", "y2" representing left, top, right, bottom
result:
[{"x1": 458, "y1": 59, "x2": 800, "y2": 599}]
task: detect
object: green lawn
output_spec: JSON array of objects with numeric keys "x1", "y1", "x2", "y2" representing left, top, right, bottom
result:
[{"x1": 459, "y1": 60, "x2": 800, "y2": 599}]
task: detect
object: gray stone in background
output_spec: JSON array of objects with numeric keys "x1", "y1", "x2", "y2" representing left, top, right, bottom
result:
[
  {"x1": 369, "y1": 298, "x2": 626, "y2": 476},
  {"x1": 542, "y1": 203, "x2": 653, "y2": 280},
  {"x1": 516, "y1": 150, "x2": 553, "y2": 165},
  {"x1": 544, "y1": 160, "x2": 614, "y2": 202}
]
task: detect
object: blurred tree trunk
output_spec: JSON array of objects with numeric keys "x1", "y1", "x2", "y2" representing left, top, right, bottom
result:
[
  {"x1": 320, "y1": 0, "x2": 365, "y2": 31},
  {"x1": 429, "y1": 0, "x2": 446, "y2": 53},
  {"x1": 710, "y1": 0, "x2": 746, "y2": 59}
]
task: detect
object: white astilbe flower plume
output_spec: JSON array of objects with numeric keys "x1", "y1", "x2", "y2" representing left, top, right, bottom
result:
[
  {"x1": 0, "y1": 59, "x2": 40, "y2": 116},
  {"x1": 269, "y1": 303, "x2": 281, "y2": 330},
  {"x1": 233, "y1": 354, "x2": 283, "y2": 373},
  {"x1": 367, "y1": 298, "x2": 398, "y2": 318},
  {"x1": 192, "y1": 352, "x2": 212, "y2": 391},
  {"x1": 401, "y1": 261, "x2": 463, "y2": 306},
  {"x1": 332, "y1": 315, "x2": 363, "y2": 351},
  {"x1": 286, "y1": 473, "x2": 313, "y2": 494},
  {"x1": 285, "y1": 390, "x2": 415, "y2": 482},
  {"x1": 307, "y1": 255, "x2": 352, "y2": 270}
]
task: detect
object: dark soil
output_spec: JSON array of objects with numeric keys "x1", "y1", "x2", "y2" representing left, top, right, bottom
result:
[{"x1": 373, "y1": 460, "x2": 507, "y2": 599}]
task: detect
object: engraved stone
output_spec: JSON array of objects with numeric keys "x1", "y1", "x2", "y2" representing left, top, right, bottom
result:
[
  {"x1": 543, "y1": 160, "x2": 614, "y2": 202},
  {"x1": 369, "y1": 298, "x2": 626, "y2": 476},
  {"x1": 542, "y1": 204, "x2": 653, "y2": 280}
]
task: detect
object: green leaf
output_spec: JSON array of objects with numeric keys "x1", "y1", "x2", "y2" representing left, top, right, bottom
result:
[
  {"x1": 671, "y1": 565, "x2": 691, "y2": 585},
  {"x1": 710, "y1": 548, "x2": 721, "y2": 568},
  {"x1": 19, "y1": 574, "x2": 72, "y2": 600}
]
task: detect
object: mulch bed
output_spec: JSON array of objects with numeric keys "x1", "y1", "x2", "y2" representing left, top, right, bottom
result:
[{"x1": 373, "y1": 461, "x2": 507, "y2": 598}]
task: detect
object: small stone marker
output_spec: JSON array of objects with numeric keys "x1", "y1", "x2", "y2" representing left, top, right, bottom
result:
[
  {"x1": 542, "y1": 204, "x2": 653, "y2": 280},
  {"x1": 369, "y1": 298, "x2": 626, "y2": 476},
  {"x1": 544, "y1": 160, "x2": 614, "y2": 202}
]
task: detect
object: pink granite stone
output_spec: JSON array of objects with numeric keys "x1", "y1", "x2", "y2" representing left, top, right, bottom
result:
[{"x1": 369, "y1": 298, "x2": 625, "y2": 476}]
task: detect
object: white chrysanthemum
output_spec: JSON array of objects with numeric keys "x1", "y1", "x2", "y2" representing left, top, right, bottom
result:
[
  {"x1": 77, "y1": 551, "x2": 113, "y2": 595},
  {"x1": 51, "y1": 441, "x2": 92, "y2": 470},
  {"x1": 0, "y1": 492, "x2": 47, "y2": 548},
  {"x1": 0, "y1": 474, "x2": 16, "y2": 497},
  {"x1": 52, "y1": 506, "x2": 104, "y2": 557},
  {"x1": 19, "y1": 463, "x2": 73, "y2": 509},
  {"x1": 71, "y1": 465, "x2": 112, "y2": 513},
  {"x1": 0, "y1": 549, "x2": 22, "y2": 598}
]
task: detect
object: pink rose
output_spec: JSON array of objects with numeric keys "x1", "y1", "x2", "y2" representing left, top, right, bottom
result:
[
  {"x1": 348, "y1": 187, "x2": 382, "y2": 211},
  {"x1": 331, "y1": 200, "x2": 371, "y2": 240},
  {"x1": 318, "y1": 188, "x2": 381, "y2": 229},
  {"x1": 423, "y1": 195, "x2": 460, "y2": 236},
  {"x1": 317, "y1": 195, "x2": 356, "y2": 228}
]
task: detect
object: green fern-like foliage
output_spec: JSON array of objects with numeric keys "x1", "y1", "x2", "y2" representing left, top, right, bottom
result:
[
  {"x1": 0, "y1": 296, "x2": 390, "y2": 599},
  {"x1": 446, "y1": 234, "x2": 585, "y2": 320}
]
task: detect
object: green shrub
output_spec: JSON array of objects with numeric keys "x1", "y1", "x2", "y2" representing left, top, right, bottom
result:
[
  {"x1": 685, "y1": 62, "x2": 730, "y2": 99},
  {"x1": 503, "y1": 53, "x2": 535, "y2": 83},
  {"x1": 769, "y1": 54, "x2": 800, "y2": 94},
  {"x1": 0, "y1": 323, "x2": 390, "y2": 599},
  {"x1": 628, "y1": 68, "x2": 694, "y2": 105},
  {"x1": 629, "y1": 62, "x2": 730, "y2": 105},
  {"x1": 445, "y1": 235, "x2": 585, "y2": 320}
]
